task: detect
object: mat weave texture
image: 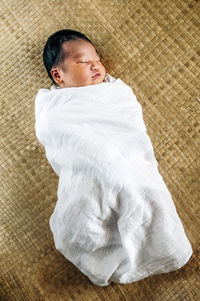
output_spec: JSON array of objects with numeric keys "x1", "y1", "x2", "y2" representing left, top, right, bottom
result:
[{"x1": 1, "y1": 0, "x2": 199, "y2": 300}]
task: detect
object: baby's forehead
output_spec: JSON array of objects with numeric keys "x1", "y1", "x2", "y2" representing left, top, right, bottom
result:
[{"x1": 62, "y1": 40, "x2": 98, "y2": 57}]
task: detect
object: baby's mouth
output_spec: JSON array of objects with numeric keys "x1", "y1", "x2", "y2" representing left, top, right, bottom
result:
[{"x1": 92, "y1": 73, "x2": 101, "y2": 79}]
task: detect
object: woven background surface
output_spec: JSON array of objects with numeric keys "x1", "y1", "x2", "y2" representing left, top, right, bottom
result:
[{"x1": 1, "y1": 0, "x2": 200, "y2": 300}]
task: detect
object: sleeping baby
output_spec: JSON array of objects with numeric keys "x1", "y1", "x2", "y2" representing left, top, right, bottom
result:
[
  {"x1": 34, "y1": 29, "x2": 193, "y2": 286},
  {"x1": 45, "y1": 30, "x2": 107, "y2": 88}
]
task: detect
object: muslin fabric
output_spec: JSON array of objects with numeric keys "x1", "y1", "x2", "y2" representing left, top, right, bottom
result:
[{"x1": 34, "y1": 74, "x2": 193, "y2": 286}]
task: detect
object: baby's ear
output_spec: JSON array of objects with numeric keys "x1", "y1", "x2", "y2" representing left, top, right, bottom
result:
[{"x1": 50, "y1": 67, "x2": 63, "y2": 85}]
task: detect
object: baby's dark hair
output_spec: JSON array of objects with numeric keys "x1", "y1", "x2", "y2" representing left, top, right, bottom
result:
[{"x1": 43, "y1": 29, "x2": 95, "y2": 85}]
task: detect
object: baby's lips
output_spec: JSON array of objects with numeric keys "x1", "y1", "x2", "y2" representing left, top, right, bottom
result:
[{"x1": 92, "y1": 73, "x2": 101, "y2": 78}]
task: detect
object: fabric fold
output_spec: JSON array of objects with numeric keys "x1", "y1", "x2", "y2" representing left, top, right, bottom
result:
[{"x1": 35, "y1": 73, "x2": 193, "y2": 286}]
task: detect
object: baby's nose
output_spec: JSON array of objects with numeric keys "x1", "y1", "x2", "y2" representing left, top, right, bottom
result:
[{"x1": 90, "y1": 63, "x2": 99, "y2": 70}]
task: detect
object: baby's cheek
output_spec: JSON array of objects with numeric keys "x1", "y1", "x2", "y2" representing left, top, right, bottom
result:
[
  {"x1": 77, "y1": 68, "x2": 89, "y2": 80},
  {"x1": 101, "y1": 65, "x2": 106, "y2": 75}
]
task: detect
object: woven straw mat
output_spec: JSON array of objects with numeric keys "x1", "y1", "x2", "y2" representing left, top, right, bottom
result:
[{"x1": 0, "y1": 0, "x2": 199, "y2": 300}]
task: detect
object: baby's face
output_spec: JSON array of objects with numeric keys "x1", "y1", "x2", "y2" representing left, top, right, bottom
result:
[{"x1": 51, "y1": 39, "x2": 106, "y2": 88}]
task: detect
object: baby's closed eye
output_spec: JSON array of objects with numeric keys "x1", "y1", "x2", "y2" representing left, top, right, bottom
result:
[
  {"x1": 78, "y1": 55, "x2": 102, "y2": 64},
  {"x1": 78, "y1": 59, "x2": 101, "y2": 63}
]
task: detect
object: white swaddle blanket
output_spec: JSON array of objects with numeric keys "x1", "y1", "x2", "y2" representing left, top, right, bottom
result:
[{"x1": 35, "y1": 73, "x2": 193, "y2": 286}]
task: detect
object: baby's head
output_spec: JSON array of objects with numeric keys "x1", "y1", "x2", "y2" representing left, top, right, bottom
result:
[{"x1": 43, "y1": 29, "x2": 106, "y2": 88}]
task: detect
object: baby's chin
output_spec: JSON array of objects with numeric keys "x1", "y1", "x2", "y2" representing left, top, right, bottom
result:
[{"x1": 60, "y1": 74, "x2": 106, "y2": 88}]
